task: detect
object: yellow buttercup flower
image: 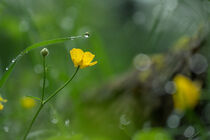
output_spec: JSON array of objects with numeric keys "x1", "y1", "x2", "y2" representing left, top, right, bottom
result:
[
  {"x1": 21, "y1": 97, "x2": 36, "y2": 109},
  {"x1": 70, "y1": 48, "x2": 97, "y2": 69},
  {"x1": 0, "y1": 96, "x2": 7, "y2": 111},
  {"x1": 173, "y1": 74, "x2": 201, "y2": 112}
]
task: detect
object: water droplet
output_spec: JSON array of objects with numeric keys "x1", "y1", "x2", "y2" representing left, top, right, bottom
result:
[
  {"x1": 83, "y1": 32, "x2": 90, "y2": 38},
  {"x1": 34, "y1": 64, "x2": 43, "y2": 74},
  {"x1": 164, "y1": 81, "x2": 176, "y2": 94},
  {"x1": 120, "y1": 114, "x2": 130, "y2": 126},
  {"x1": 65, "y1": 120, "x2": 70, "y2": 127},
  {"x1": 133, "y1": 53, "x2": 151, "y2": 71},
  {"x1": 51, "y1": 118, "x2": 58, "y2": 124},
  {"x1": 5, "y1": 68, "x2": 8, "y2": 71},
  {"x1": 11, "y1": 59, "x2": 16, "y2": 63},
  {"x1": 167, "y1": 114, "x2": 181, "y2": 128},
  {"x1": 133, "y1": 11, "x2": 146, "y2": 25},
  {"x1": 3, "y1": 126, "x2": 9, "y2": 133},
  {"x1": 19, "y1": 20, "x2": 30, "y2": 32},
  {"x1": 60, "y1": 17, "x2": 74, "y2": 30},
  {"x1": 189, "y1": 53, "x2": 208, "y2": 74},
  {"x1": 184, "y1": 126, "x2": 195, "y2": 138}
]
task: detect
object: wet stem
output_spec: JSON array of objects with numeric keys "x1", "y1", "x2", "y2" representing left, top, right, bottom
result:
[{"x1": 22, "y1": 57, "x2": 79, "y2": 140}]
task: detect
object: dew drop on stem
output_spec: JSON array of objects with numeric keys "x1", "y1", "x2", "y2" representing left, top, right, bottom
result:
[
  {"x1": 11, "y1": 59, "x2": 16, "y2": 63},
  {"x1": 83, "y1": 32, "x2": 90, "y2": 38}
]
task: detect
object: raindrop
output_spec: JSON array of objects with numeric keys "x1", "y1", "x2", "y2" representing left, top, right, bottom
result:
[
  {"x1": 11, "y1": 59, "x2": 16, "y2": 63},
  {"x1": 19, "y1": 20, "x2": 29, "y2": 32},
  {"x1": 60, "y1": 17, "x2": 74, "y2": 30},
  {"x1": 133, "y1": 53, "x2": 151, "y2": 71},
  {"x1": 51, "y1": 118, "x2": 58, "y2": 124},
  {"x1": 65, "y1": 120, "x2": 70, "y2": 127},
  {"x1": 3, "y1": 126, "x2": 9, "y2": 133},
  {"x1": 83, "y1": 32, "x2": 90, "y2": 38},
  {"x1": 164, "y1": 81, "x2": 176, "y2": 94},
  {"x1": 5, "y1": 68, "x2": 8, "y2": 71},
  {"x1": 184, "y1": 126, "x2": 195, "y2": 138},
  {"x1": 189, "y1": 53, "x2": 208, "y2": 74},
  {"x1": 133, "y1": 11, "x2": 146, "y2": 25},
  {"x1": 167, "y1": 114, "x2": 181, "y2": 128},
  {"x1": 34, "y1": 64, "x2": 43, "y2": 74},
  {"x1": 120, "y1": 114, "x2": 130, "y2": 126}
]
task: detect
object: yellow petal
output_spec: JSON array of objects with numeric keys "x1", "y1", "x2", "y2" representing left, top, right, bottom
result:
[
  {"x1": 89, "y1": 61, "x2": 98, "y2": 66},
  {"x1": 70, "y1": 48, "x2": 84, "y2": 67},
  {"x1": 0, "y1": 96, "x2": 7, "y2": 103},
  {"x1": 173, "y1": 74, "x2": 200, "y2": 112},
  {"x1": 80, "y1": 52, "x2": 95, "y2": 68},
  {"x1": 0, "y1": 103, "x2": 4, "y2": 110}
]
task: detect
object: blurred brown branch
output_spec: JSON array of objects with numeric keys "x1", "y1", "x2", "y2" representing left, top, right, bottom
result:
[{"x1": 82, "y1": 28, "x2": 208, "y2": 128}]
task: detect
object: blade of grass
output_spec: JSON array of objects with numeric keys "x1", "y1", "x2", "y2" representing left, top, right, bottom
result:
[
  {"x1": 0, "y1": 34, "x2": 85, "y2": 88},
  {"x1": 25, "y1": 96, "x2": 42, "y2": 102}
]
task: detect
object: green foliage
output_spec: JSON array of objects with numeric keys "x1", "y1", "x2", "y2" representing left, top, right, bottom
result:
[
  {"x1": 0, "y1": 0, "x2": 209, "y2": 139},
  {"x1": 46, "y1": 134, "x2": 85, "y2": 140},
  {"x1": 132, "y1": 128, "x2": 172, "y2": 140}
]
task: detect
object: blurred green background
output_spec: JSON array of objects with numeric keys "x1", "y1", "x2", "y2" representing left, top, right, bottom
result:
[{"x1": 0, "y1": 0, "x2": 210, "y2": 139}]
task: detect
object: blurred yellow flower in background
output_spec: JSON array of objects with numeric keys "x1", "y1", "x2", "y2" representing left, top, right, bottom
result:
[
  {"x1": 21, "y1": 97, "x2": 36, "y2": 109},
  {"x1": 70, "y1": 48, "x2": 97, "y2": 69},
  {"x1": 173, "y1": 74, "x2": 201, "y2": 112},
  {"x1": 0, "y1": 96, "x2": 7, "y2": 111}
]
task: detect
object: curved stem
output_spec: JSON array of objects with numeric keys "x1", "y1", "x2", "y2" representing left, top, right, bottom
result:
[
  {"x1": 43, "y1": 66, "x2": 79, "y2": 104},
  {"x1": 41, "y1": 57, "x2": 46, "y2": 101},
  {"x1": 23, "y1": 67, "x2": 79, "y2": 140},
  {"x1": 23, "y1": 104, "x2": 43, "y2": 140}
]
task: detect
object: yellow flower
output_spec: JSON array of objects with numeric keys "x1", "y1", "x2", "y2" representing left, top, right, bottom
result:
[
  {"x1": 173, "y1": 74, "x2": 201, "y2": 112},
  {"x1": 21, "y1": 97, "x2": 36, "y2": 109},
  {"x1": 70, "y1": 48, "x2": 97, "y2": 69},
  {"x1": 0, "y1": 103, "x2": 3, "y2": 110},
  {"x1": 0, "y1": 96, "x2": 7, "y2": 111}
]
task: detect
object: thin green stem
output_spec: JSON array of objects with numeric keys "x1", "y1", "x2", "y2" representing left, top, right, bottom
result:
[
  {"x1": 43, "y1": 66, "x2": 79, "y2": 104},
  {"x1": 23, "y1": 104, "x2": 43, "y2": 140},
  {"x1": 41, "y1": 57, "x2": 46, "y2": 101},
  {"x1": 22, "y1": 66, "x2": 79, "y2": 140}
]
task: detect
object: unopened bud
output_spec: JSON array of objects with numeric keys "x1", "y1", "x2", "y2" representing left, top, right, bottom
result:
[{"x1": 40, "y1": 48, "x2": 49, "y2": 57}]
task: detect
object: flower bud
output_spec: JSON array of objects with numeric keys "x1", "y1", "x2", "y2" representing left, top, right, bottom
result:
[{"x1": 40, "y1": 48, "x2": 49, "y2": 57}]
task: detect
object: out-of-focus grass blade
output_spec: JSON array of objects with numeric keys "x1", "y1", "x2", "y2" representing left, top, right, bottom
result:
[
  {"x1": 25, "y1": 96, "x2": 41, "y2": 102},
  {"x1": 0, "y1": 34, "x2": 85, "y2": 88}
]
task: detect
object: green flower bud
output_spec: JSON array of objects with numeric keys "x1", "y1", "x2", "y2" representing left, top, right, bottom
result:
[{"x1": 40, "y1": 48, "x2": 49, "y2": 57}]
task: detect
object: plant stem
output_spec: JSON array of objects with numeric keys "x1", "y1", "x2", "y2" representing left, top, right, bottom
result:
[
  {"x1": 23, "y1": 104, "x2": 43, "y2": 140},
  {"x1": 43, "y1": 66, "x2": 79, "y2": 104},
  {"x1": 22, "y1": 66, "x2": 79, "y2": 140},
  {"x1": 41, "y1": 57, "x2": 46, "y2": 101}
]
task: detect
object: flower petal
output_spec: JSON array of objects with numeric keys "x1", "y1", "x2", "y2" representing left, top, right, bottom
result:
[
  {"x1": 0, "y1": 103, "x2": 3, "y2": 110},
  {"x1": 70, "y1": 48, "x2": 84, "y2": 67},
  {"x1": 0, "y1": 96, "x2": 7, "y2": 103},
  {"x1": 89, "y1": 61, "x2": 97, "y2": 66},
  {"x1": 80, "y1": 52, "x2": 95, "y2": 68}
]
